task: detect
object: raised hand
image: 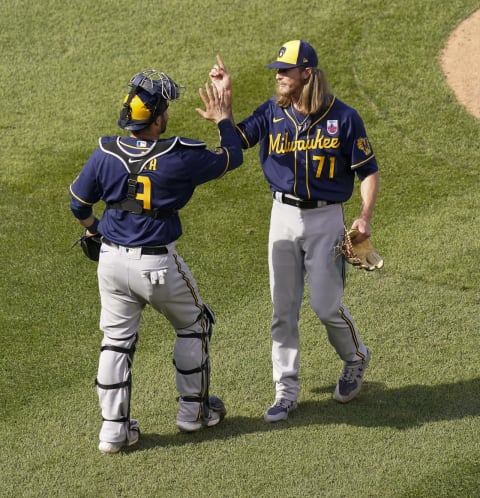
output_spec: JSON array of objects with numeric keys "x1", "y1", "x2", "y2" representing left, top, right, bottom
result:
[
  {"x1": 209, "y1": 55, "x2": 232, "y2": 94},
  {"x1": 195, "y1": 81, "x2": 230, "y2": 123}
]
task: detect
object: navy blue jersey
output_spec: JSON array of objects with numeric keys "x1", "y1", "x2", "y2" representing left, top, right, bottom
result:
[
  {"x1": 235, "y1": 96, "x2": 378, "y2": 202},
  {"x1": 69, "y1": 120, "x2": 242, "y2": 246}
]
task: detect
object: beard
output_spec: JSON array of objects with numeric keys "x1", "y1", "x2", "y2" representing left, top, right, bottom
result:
[
  {"x1": 275, "y1": 83, "x2": 294, "y2": 99},
  {"x1": 275, "y1": 82, "x2": 297, "y2": 108}
]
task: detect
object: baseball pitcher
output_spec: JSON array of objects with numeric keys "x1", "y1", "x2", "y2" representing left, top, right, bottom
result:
[{"x1": 209, "y1": 40, "x2": 381, "y2": 422}]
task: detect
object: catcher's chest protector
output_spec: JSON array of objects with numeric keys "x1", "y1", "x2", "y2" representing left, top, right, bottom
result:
[{"x1": 100, "y1": 138, "x2": 175, "y2": 216}]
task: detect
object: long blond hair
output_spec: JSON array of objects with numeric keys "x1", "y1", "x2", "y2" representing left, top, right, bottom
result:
[{"x1": 276, "y1": 68, "x2": 332, "y2": 115}]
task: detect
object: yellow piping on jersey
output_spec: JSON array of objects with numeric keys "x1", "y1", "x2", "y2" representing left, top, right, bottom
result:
[
  {"x1": 304, "y1": 130, "x2": 310, "y2": 198},
  {"x1": 351, "y1": 154, "x2": 375, "y2": 169},
  {"x1": 292, "y1": 97, "x2": 337, "y2": 198},
  {"x1": 215, "y1": 147, "x2": 231, "y2": 177},
  {"x1": 235, "y1": 125, "x2": 250, "y2": 148},
  {"x1": 69, "y1": 185, "x2": 94, "y2": 205}
]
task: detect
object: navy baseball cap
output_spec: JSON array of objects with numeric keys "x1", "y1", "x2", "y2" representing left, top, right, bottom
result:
[{"x1": 266, "y1": 40, "x2": 318, "y2": 69}]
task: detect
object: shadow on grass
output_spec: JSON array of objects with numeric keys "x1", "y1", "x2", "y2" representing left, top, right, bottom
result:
[{"x1": 132, "y1": 377, "x2": 480, "y2": 452}]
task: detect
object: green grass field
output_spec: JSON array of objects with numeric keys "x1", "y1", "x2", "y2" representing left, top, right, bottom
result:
[{"x1": 1, "y1": 0, "x2": 479, "y2": 496}]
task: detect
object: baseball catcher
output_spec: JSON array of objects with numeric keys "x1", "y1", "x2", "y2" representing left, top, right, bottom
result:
[{"x1": 68, "y1": 67, "x2": 242, "y2": 454}]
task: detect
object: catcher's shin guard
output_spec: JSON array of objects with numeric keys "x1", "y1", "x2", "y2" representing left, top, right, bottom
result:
[
  {"x1": 96, "y1": 332, "x2": 137, "y2": 440},
  {"x1": 174, "y1": 305, "x2": 215, "y2": 422}
]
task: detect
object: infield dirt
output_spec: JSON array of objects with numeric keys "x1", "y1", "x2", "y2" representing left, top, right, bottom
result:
[{"x1": 440, "y1": 8, "x2": 480, "y2": 119}]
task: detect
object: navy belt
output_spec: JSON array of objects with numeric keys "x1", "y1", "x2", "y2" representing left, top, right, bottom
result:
[
  {"x1": 273, "y1": 192, "x2": 336, "y2": 209},
  {"x1": 102, "y1": 238, "x2": 168, "y2": 255}
]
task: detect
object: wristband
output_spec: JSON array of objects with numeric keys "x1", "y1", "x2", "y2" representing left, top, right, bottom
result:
[{"x1": 86, "y1": 217, "x2": 100, "y2": 234}]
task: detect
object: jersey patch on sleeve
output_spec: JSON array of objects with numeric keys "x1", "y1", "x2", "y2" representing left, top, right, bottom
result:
[{"x1": 356, "y1": 137, "x2": 372, "y2": 156}]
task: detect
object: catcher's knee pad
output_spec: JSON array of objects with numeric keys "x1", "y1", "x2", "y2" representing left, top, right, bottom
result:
[
  {"x1": 96, "y1": 332, "x2": 138, "y2": 424},
  {"x1": 174, "y1": 305, "x2": 215, "y2": 420}
]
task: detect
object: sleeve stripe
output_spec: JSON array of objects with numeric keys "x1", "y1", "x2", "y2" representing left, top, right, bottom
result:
[
  {"x1": 218, "y1": 147, "x2": 230, "y2": 177},
  {"x1": 69, "y1": 184, "x2": 95, "y2": 205},
  {"x1": 351, "y1": 154, "x2": 376, "y2": 169},
  {"x1": 235, "y1": 125, "x2": 251, "y2": 148}
]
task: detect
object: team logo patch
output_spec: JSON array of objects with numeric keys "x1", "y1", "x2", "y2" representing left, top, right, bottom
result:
[
  {"x1": 357, "y1": 137, "x2": 372, "y2": 155},
  {"x1": 327, "y1": 120, "x2": 338, "y2": 135}
]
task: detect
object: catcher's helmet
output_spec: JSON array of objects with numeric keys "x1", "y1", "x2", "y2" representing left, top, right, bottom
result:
[{"x1": 118, "y1": 69, "x2": 185, "y2": 131}]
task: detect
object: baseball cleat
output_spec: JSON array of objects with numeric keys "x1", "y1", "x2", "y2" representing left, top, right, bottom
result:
[
  {"x1": 176, "y1": 396, "x2": 226, "y2": 432},
  {"x1": 98, "y1": 419, "x2": 140, "y2": 454},
  {"x1": 334, "y1": 350, "x2": 371, "y2": 403},
  {"x1": 264, "y1": 398, "x2": 297, "y2": 422}
]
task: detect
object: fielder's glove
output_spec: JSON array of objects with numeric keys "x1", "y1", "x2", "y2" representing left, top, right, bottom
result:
[
  {"x1": 71, "y1": 231, "x2": 102, "y2": 262},
  {"x1": 340, "y1": 228, "x2": 384, "y2": 271}
]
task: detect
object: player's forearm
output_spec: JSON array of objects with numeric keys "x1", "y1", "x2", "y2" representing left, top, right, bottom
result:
[
  {"x1": 358, "y1": 172, "x2": 379, "y2": 222},
  {"x1": 77, "y1": 215, "x2": 100, "y2": 235},
  {"x1": 77, "y1": 215, "x2": 95, "y2": 228},
  {"x1": 217, "y1": 120, "x2": 243, "y2": 169}
]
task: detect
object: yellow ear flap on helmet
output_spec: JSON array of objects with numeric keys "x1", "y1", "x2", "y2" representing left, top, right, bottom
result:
[{"x1": 125, "y1": 94, "x2": 151, "y2": 122}]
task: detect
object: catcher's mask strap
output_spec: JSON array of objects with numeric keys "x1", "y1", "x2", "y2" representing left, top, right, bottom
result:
[{"x1": 149, "y1": 98, "x2": 169, "y2": 120}]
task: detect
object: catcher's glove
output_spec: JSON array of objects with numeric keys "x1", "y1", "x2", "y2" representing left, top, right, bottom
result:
[
  {"x1": 340, "y1": 228, "x2": 384, "y2": 271},
  {"x1": 71, "y1": 232, "x2": 102, "y2": 262}
]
